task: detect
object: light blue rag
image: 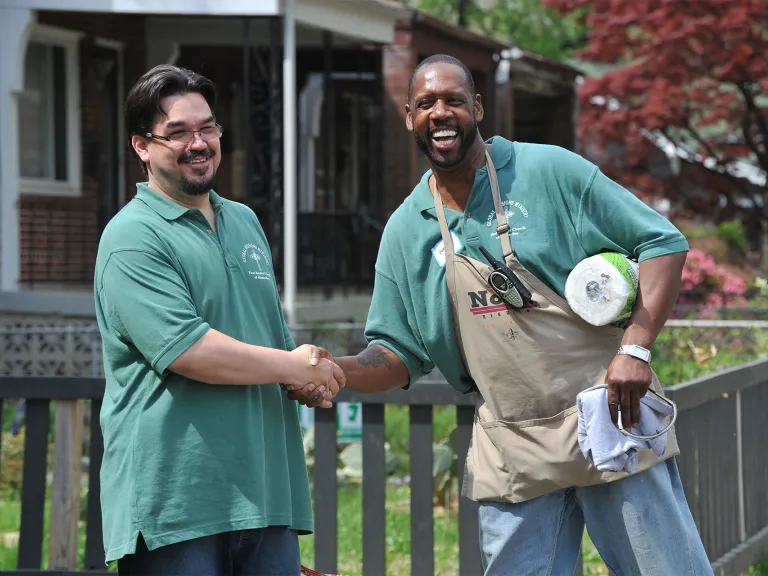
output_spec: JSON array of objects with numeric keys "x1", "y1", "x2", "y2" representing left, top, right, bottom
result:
[{"x1": 577, "y1": 384, "x2": 672, "y2": 473}]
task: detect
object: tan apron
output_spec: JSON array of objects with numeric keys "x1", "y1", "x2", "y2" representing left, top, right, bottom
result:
[{"x1": 431, "y1": 151, "x2": 678, "y2": 504}]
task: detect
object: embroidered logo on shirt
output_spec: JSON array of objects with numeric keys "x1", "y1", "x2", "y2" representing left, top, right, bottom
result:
[
  {"x1": 241, "y1": 243, "x2": 272, "y2": 281},
  {"x1": 486, "y1": 200, "x2": 529, "y2": 238}
]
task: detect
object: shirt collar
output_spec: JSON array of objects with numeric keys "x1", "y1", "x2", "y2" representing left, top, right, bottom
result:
[
  {"x1": 134, "y1": 183, "x2": 225, "y2": 220},
  {"x1": 413, "y1": 136, "x2": 513, "y2": 214}
]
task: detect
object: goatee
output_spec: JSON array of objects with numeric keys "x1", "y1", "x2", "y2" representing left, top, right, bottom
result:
[
  {"x1": 414, "y1": 120, "x2": 479, "y2": 169},
  {"x1": 179, "y1": 149, "x2": 216, "y2": 196},
  {"x1": 182, "y1": 172, "x2": 216, "y2": 196}
]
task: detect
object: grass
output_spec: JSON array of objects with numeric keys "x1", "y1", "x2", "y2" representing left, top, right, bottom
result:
[
  {"x1": 298, "y1": 484, "x2": 460, "y2": 575},
  {"x1": 0, "y1": 489, "x2": 90, "y2": 571}
]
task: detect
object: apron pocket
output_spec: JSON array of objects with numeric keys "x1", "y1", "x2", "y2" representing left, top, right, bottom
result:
[{"x1": 477, "y1": 405, "x2": 600, "y2": 502}]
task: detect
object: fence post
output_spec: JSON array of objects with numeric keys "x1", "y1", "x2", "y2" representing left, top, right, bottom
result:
[
  {"x1": 736, "y1": 390, "x2": 746, "y2": 543},
  {"x1": 49, "y1": 399, "x2": 84, "y2": 569}
]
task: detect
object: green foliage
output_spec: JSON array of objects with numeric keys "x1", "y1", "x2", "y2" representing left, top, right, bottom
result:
[
  {"x1": 432, "y1": 427, "x2": 459, "y2": 507},
  {"x1": 384, "y1": 404, "x2": 455, "y2": 478},
  {"x1": 651, "y1": 327, "x2": 768, "y2": 386},
  {"x1": 411, "y1": 0, "x2": 587, "y2": 61},
  {"x1": 336, "y1": 442, "x2": 400, "y2": 483},
  {"x1": 714, "y1": 220, "x2": 749, "y2": 260},
  {"x1": 301, "y1": 405, "x2": 460, "y2": 504},
  {"x1": 678, "y1": 219, "x2": 753, "y2": 270},
  {"x1": 301, "y1": 424, "x2": 400, "y2": 485},
  {"x1": 748, "y1": 554, "x2": 768, "y2": 576},
  {"x1": 757, "y1": 277, "x2": 768, "y2": 297},
  {"x1": 0, "y1": 431, "x2": 25, "y2": 498},
  {"x1": 480, "y1": 0, "x2": 588, "y2": 61}
]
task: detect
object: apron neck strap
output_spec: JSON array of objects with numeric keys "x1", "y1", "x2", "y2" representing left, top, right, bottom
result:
[
  {"x1": 431, "y1": 176, "x2": 455, "y2": 258},
  {"x1": 485, "y1": 150, "x2": 514, "y2": 259},
  {"x1": 430, "y1": 148, "x2": 514, "y2": 260}
]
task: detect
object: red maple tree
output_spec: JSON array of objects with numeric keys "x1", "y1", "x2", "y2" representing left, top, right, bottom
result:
[{"x1": 544, "y1": 0, "x2": 768, "y2": 264}]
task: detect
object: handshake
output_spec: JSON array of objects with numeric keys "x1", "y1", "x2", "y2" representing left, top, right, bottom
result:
[{"x1": 281, "y1": 344, "x2": 346, "y2": 409}]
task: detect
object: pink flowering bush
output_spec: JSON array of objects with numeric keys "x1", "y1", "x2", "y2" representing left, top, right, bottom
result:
[
  {"x1": 676, "y1": 249, "x2": 750, "y2": 317},
  {"x1": 680, "y1": 249, "x2": 718, "y2": 290}
]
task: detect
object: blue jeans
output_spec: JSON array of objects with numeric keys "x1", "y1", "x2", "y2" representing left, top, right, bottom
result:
[
  {"x1": 479, "y1": 459, "x2": 713, "y2": 576},
  {"x1": 117, "y1": 527, "x2": 300, "y2": 576}
]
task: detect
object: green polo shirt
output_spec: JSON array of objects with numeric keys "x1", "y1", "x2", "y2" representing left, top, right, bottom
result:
[
  {"x1": 94, "y1": 184, "x2": 312, "y2": 563},
  {"x1": 366, "y1": 137, "x2": 689, "y2": 392}
]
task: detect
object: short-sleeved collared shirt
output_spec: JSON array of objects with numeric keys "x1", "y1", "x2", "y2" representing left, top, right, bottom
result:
[
  {"x1": 94, "y1": 184, "x2": 311, "y2": 563},
  {"x1": 365, "y1": 137, "x2": 690, "y2": 392}
]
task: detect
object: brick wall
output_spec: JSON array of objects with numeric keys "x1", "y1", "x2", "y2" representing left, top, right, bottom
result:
[
  {"x1": 19, "y1": 11, "x2": 146, "y2": 288},
  {"x1": 380, "y1": 24, "x2": 502, "y2": 217},
  {"x1": 382, "y1": 30, "x2": 417, "y2": 217}
]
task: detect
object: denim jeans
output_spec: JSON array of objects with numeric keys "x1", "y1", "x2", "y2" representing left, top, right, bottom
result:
[
  {"x1": 117, "y1": 527, "x2": 300, "y2": 576},
  {"x1": 479, "y1": 459, "x2": 713, "y2": 576}
]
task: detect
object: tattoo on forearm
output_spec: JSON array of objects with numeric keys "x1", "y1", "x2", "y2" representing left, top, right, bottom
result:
[{"x1": 358, "y1": 345, "x2": 393, "y2": 371}]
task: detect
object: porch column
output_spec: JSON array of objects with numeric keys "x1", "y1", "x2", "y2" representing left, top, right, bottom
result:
[
  {"x1": 0, "y1": 7, "x2": 34, "y2": 292},
  {"x1": 282, "y1": 0, "x2": 297, "y2": 323}
]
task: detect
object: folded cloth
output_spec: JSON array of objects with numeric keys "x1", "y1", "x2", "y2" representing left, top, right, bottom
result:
[{"x1": 577, "y1": 384, "x2": 672, "y2": 473}]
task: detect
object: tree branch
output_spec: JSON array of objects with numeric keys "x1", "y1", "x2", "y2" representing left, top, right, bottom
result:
[
  {"x1": 663, "y1": 127, "x2": 761, "y2": 217},
  {"x1": 738, "y1": 82, "x2": 768, "y2": 174}
]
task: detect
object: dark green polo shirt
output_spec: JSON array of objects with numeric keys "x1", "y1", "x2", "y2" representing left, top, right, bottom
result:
[
  {"x1": 94, "y1": 184, "x2": 312, "y2": 563},
  {"x1": 366, "y1": 137, "x2": 689, "y2": 392}
]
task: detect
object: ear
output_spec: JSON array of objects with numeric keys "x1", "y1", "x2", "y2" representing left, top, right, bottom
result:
[
  {"x1": 405, "y1": 102, "x2": 413, "y2": 132},
  {"x1": 474, "y1": 94, "x2": 484, "y2": 124},
  {"x1": 132, "y1": 134, "x2": 151, "y2": 164}
]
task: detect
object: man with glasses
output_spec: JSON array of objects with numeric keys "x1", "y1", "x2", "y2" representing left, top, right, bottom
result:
[{"x1": 94, "y1": 65, "x2": 344, "y2": 575}]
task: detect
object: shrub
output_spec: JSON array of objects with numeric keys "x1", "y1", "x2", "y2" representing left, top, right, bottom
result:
[{"x1": 676, "y1": 248, "x2": 750, "y2": 316}]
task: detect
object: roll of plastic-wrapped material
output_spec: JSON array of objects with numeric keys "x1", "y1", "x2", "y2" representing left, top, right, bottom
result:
[{"x1": 565, "y1": 252, "x2": 639, "y2": 326}]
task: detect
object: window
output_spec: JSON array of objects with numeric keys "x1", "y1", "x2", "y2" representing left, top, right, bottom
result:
[{"x1": 18, "y1": 25, "x2": 82, "y2": 196}]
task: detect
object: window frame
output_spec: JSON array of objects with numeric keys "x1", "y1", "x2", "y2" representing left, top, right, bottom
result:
[{"x1": 18, "y1": 24, "x2": 83, "y2": 197}]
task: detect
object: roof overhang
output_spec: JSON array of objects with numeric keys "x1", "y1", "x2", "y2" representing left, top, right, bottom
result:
[
  {"x1": 1, "y1": 0, "x2": 281, "y2": 15},
  {"x1": 2, "y1": 0, "x2": 408, "y2": 43}
]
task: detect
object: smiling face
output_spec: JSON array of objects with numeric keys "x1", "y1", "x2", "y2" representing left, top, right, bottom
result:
[
  {"x1": 406, "y1": 62, "x2": 483, "y2": 169},
  {"x1": 131, "y1": 91, "x2": 221, "y2": 198}
]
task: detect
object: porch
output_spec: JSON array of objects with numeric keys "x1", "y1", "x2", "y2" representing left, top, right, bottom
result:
[
  {"x1": 0, "y1": 1, "x2": 405, "y2": 314},
  {"x1": 0, "y1": 1, "x2": 583, "y2": 325}
]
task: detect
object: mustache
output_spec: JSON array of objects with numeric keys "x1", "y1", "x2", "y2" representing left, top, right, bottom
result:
[{"x1": 179, "y1": 149, "x2": 215, "y2": 163}]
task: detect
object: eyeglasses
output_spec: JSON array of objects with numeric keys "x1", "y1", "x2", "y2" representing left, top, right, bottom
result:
[{"x1": 144, "y1": 124, "x2": 224, "y2": 145}]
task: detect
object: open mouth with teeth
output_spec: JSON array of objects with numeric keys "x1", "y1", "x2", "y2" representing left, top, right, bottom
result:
[
  {"x1": 430, "y1": 128, "x2": 459, "y2": 151},
  {"x1": 181, "y1": 153, "x2": 214, "y2": 171}
]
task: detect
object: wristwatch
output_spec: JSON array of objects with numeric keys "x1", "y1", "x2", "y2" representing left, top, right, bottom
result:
[{"x1": 617, "y1": 344, "x2": 652, "y2": 363}]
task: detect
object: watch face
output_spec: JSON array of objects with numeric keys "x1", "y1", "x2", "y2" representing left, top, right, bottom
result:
[{"x1": 623, "y1": 345, "x2": 650, "y2": 361}]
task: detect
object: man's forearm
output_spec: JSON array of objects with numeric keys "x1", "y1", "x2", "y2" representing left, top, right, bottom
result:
[
  {"x1": 335, "y1": 344, "x2": 409, "y2": 393},
  {"x1": 169, "y1": 328, "x2": 292, "y2": 385},
  {"x1": 622, "y1": 252, "x2": 687, "y2": 348}
]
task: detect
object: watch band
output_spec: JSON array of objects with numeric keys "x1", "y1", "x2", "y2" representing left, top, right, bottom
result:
[{"x1": 617, "y1": 344, "x2": 652, "y2": 363}]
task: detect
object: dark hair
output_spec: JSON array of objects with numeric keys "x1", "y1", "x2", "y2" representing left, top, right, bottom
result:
[
  {"x1": 124, "y1": 64, "x2": 218, "y2": 174},
  {"x1": 407, "y1": 54, "x2": 476, "y2": 103}
]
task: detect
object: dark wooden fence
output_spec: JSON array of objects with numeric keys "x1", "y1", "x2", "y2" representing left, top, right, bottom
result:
[
  {"x1": 664, "y1": 358, "x2": 768, "y2": 575},
  {"x1": 1, "y1": 358, "x2": 767, "y2": 576}
]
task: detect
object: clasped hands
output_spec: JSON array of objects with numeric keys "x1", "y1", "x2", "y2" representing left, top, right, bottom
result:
[{"x1": 282, "y1": 345, "x2": 345, "y2": 409}]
